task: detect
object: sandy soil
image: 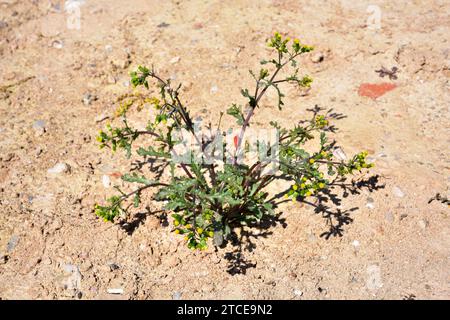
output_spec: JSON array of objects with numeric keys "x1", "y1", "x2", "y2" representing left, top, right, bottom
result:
[{"x1": 0, "y1": 0, "x2": 449, "y2": 300}]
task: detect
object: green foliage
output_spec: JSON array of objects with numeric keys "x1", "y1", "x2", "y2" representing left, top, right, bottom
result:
[
  {"x1": 226, "y1": 104, "x2": 245, "y2": 125},
  {"x1": 94, "y1": 32, "x2": 373, "y2": 251}
]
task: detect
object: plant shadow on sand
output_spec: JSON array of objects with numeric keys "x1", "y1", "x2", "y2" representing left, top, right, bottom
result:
[
  {"x1": 222, "y1": 174, "x2": 385, "y2": 275},
  {"x1": 222, "y1": 106, "x2": 385, "y2": 275}
]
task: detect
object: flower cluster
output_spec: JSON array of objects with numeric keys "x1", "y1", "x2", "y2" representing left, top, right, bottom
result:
[
  {"x1": 172, "y1": 210, "x2": 215, "y2": 250},
  {"x1": 287, "y1": 174, "x2": 328, "y2": 200},
  {"x1": 268, "y1": 32, "x2": 314, "y2": 55},
  {"x1": 338, "y1": 151, "x2": 374, "y2": 175},
  {"x1": 314, "y1": 115, "x2": 329, "y2": 128}
]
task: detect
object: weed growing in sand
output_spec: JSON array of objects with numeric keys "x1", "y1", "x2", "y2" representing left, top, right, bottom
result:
[{"x1": 95, "y1": 32, "x2": 373, "y2": 250}]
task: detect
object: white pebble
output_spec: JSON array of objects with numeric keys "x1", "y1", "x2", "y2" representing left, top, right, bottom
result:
[
  {"x1": 293, "y1": 289, "x2": 303, "y2": 297},
  {"x1": 170, "y1": 56, "x2": 180, "y2": 64},
  {"x1": 366, "y1": 197, "x2": 375, "y2": 209},
  {"x1": 107, "y1": 288, "x2": 124, "y2": 295},
  {"x1": 47, "y1": 162, "x2": 70, "y2": 174},
  {"x1": 392, "y1": 186, "x2": 405, "y2": 198},
  {"x1": 210, "y1": 85, "x2": 218, "y2": 94},
  {"x1": 102, "y1": 175, "x2": 111, "y2": 188},
  {"x1": 418, "y1": 220, "x2": 428, "y2": 229}
]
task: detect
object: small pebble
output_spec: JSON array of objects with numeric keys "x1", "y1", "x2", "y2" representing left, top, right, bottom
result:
[
  {"x1": 213, "y1": 231, "x2": 224, "y2": 246},
  {"x1": 52, "y1": 40, "x2": 64, "y2": 49},
  {"x1": 7, "y1": 235, "x2": 19, "y2": 252},
  {"x1": 47, "y1": 162, "x2": 70, "y2": 174},
  {"x1": 172, "y1": 291, "x2": 182, "y2": 300},
  {"x1": 35, "y1": 148, "x2": 43, "y2": 157},
  {"x1": 82, "y1": 93, "x2": 97, "y2": 106},
  {"x1": 32, "y1": 120, "x2": 46, "y2": 136},
  {"x1": 111, "y1": 58, "x2": 130, "y2": 69},
  {"x1": 366, "y1": 197, "x2": 375, "y2": 209},
  {"x1": 104, "y1": 44, "x2": 113, "y2": 53},
  {"x1": 170, "y1": 56, "x2": 180, "y2": 64},
  {"x1": 210, "y1": 85, "x2": 218, "y2": 94},
  {"x1": 293, "y1": 289, "x2": 303, "y2": 297},
  {"x1": 392, "y1": 186, "x2": 405, "y2": 198},
  {"x1": 102, "y1": 175, "x2": 111, "y2": 188},
  {"x1": 107, "y1": 288, "x2": 124, "y2": 295},
  {"x1": 108, "y1": 262, "x2": 120, "y2": 271},
  {"x1": 311, "y1": 52, "x2": 324, "y2": 63},
  {"x1": 418, "y1": 219, "x2": 428, "y2": 229},
  {"x1": 157, "y1": 22, "x2": 170, "y2": 28}
]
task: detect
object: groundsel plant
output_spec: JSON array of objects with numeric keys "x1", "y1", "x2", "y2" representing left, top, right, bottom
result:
[{"x1": 95, "y1": 32, "x2": 373, "y2": 250}]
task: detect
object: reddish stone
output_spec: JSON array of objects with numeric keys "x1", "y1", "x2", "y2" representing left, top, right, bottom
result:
[
  {"x1": 358, "y1": 83, "x2": 397, "y2": 99},
  {"x1": 193, "y1": 22, "x2": 204, "y2": 30},
  {"x1": 110, "y1": 172, "x2": 122, "y2": 178},
  {"x1": 234, "y1": 135, "x2": 239, "y2": 148}
]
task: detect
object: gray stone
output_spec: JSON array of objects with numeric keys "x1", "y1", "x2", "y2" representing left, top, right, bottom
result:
[
  {"x1": 157, "y1": 22, "x2": 170, "y2": 28},
  {"x1": 213, "y1": 231, "x2": 224, "y2": 246},
  {"x1": 392, "y1": 186, "x2": 405, "y2": 198},
  {"x1": 7, "y1": 235, "x2": 19, "y2": 252},
  {"x1": 172, "y1": 291, "x2": 182, "y2": 300},
  {"x1": 32, "y1": 120, "x2": 46, "y2": 136},
  {"x1": 82, "y1": 93, "x2": 97, "y2": 106},
  {"x1": 108, "y1": 262, "x2": 120, "y2": 271}
]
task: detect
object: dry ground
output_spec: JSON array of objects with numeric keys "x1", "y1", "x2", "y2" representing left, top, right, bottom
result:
[{"x1": 0, "y1": 0, "x2": 449, "y2": 299}]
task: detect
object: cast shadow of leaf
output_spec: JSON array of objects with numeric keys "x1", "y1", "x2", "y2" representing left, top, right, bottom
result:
[{"x1": 223, "y1": 174, "x2": 384, "y2": 275}]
